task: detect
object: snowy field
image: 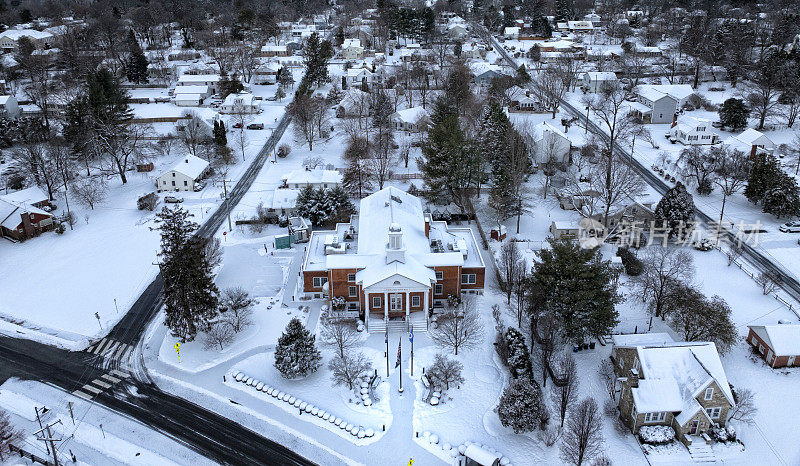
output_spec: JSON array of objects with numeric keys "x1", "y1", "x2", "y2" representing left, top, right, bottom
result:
[
  {"x1": 0, "y1": 96, "x2": 289, "y2": 349},
  {"x1": 0, "y1": 378, "x2": 213, "y2": 465}
]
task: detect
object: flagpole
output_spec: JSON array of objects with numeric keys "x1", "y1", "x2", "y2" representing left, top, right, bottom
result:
[
  {"x1": 398, "y1": 337, "x2": 403, "y2": 393},
  {"x1": 385, "y1": 329, "x2": 389, "y2": 377},
  {"x1": 410, "y1": 328, "x2": 414, "y2": 377}
]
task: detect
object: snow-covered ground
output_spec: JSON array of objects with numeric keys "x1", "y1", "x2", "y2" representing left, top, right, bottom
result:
[{"x1": 0, "y1": 378, "x2": 213, "y2": 465}]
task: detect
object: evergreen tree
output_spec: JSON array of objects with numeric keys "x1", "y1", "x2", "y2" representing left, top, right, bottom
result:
[
  {"x1": 653, "y1": 182, "x2": 695, "y2": 238},
  {"x1": 744, "y1": 154, "x2": 782, "y2": 204},
  {"x1": 156, "y1": 207, "x2": 219, "y2": 342},
  {"x1": 326, "y1": 185, "x2": 356, "y2": 223},
  {"x1": 274, "y1": 317, "x2": 322, "y2": 378},
  {"x1": 487, "y1": 168, "x2": 515, "y2": 230},
  {"x1": 219, "y1": 73, "x2": 244, "y2": 98},
  {"x1": 516, "y1": 65, "x2": 531, "y2": 84},
  {"x1": 343, "y1": 159, "x2": 375, "y2": 199},
  {"x1": 125, "y1": 30, "x2": 149, "y2": 84},
  {"x1": 530, "y1": 238, "x2": 620, "y2": 342},
  {"x1": 497, "y1": 378, "x2": 549, "y2": 433},
  {"x1": 718, "y1": 97, "x2": 747, "y2": 129},
  {"x1": 763, "y1": 175, "x2": 800, "y2": 218},
  {"x1": 478, "y1": 102, "x2": 512, "y2": 173},
  {"x1": 554, "y1": 0, "x2": 575, "y2": 22},
  {"x1": 504, "y1": 327, "x2": 535, "y2": 381},
  {"x1": 372, "y1": 90, "x2": 392, "y2": 129},
  {"x1": 213, "y1": 120, "x2": 227, "y2": 146},
  {"x1": 303, "y1": 33, "x2": 334, "y2": 87}
]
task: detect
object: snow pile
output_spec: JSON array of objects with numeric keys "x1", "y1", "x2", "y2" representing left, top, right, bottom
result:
[
  {"x1": 417, "y1": 432, "x2": 513, "y2": 465},
  {"x1": 230, "y1": 370, "x2": 377, "y2": 442},
  {"x1": 638, "y1": 425, "x2": 676, "y2": 445}
]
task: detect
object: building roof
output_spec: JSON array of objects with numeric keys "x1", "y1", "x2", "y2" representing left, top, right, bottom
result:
[
  {"x1": 749, "y1": 324, "x2": 800, "y2": 356},
  {"x1": 174, "y1": 85, "x2": 209, "y2": 95},
  {"x1": 530, "y1": 121, "x2": 569, "y2": 143},
  {"x1": 0, "y1": 186, "x2": 48, "y2": 206},
  {"x1": 261, "y1": 44, "x2": 288, "y2": 52},
  {"x1": 391, "y1": 106, "x2": 429, "y2": 124},
  {"x1": 165, "y1": 154, "x2": 209, "y2": 180},
  {"x1": 0, "y1": 198, "x2": 51, "y2": 229},
  {"x1": 0, "y1": 29, "x2": 53, "y2": 41},
  {"x1": 177, "y1": 74, "x2": 221, "y2": 83},
  {"x1": 636, "y1": 85, "x2": 679, "y2": 103},
  {"x1": 612, "y1": 332, "x2": 674, "y2": 348},
  {"x1": 584, "y1": 71, "x2": 617, "y2": 81},
  {"x1": 639, "y1": 84, "x2": 694, "y2": 102},
  {"x1": 343, "y1": 38, "x2": 362, "y2": 48},
  {"x1": 268, "y1": 188, "x2": 300, "y2": 210},
  {"x1": 282, "y1": 168, "x2": 343, "y2": 186},
  {"x1": 222, "y1": 92, "x2": 256, "y2": 107}
]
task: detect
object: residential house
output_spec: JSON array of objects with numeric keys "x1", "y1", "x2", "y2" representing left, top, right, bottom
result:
[
  {"x1": 220, "y1": 93, "x2": 259, "y2": 114},
  {"x1": 584, "y1": 13, "x2": 603, "y2": 27},
  {"x1": 301, "y1": 187, "x2": 485, "y2": 331},
  {"x1": 527, "y1": 121, "x2": 571, "y2": 167},
  {"x1": 281, "y1": 167, "x2": 343, "y2": 190},
  {"x1": 390, "y1": 106, "x2": 430, "y2": 132},
  {"x1": 156, "y1": 155, "x2": 210, "y2": 192},
  {"x1": 336, "y1": 88, "x2": 371, "y2": 118},
  {"x1": 592, "y1": 200, "x2": 655, "y2": 230},
  {"x1": 505, "y1": 85, "x2": 542, "y2": 111},
  {"x1": 612, "y1": 334, "x2": 735, "y2": 446},
  {"x1": 345, "y1": 66, "x2": 375, "y2": 89},
  {"x1": 0, "y1": 199, "x2": 54, "y2": 241},
  {"x1": 260, "y1": 44, "x2": 289, "y2": 57},
  {"x1": 473, "y1": 67, "x2": 509, "y2": 86},
  {"x1": 176, "y1": 74, "x2": 222, "y2": 95},
  {"x1": 0, "y1": 29, "x2": 55, "y2": 53},
  {"x1": 747, "y1": 324, "x2": 800, "y2": 368},
  {"x1": 266, "y1": 188, "x2": 300, "y2": 217},
  {"x1": 504, "y1": 27, "x2": 520, "y2": 39},
  {"x1": 550, "y1": 221, "x2": 579, "y2": 239},
  {"x1": 173, "y1": 85, "x2": 211, "y2": 108},
  {"x1": 643, "y1": 84, "x2": 694, "y2": 108},
  {"x1": 341, "y1": 39, "x2": 364, "y2": 60},
  {"x1": 631, "y1": 85, "x2": 680, "y2": 124},
  {"x1": 253, "y1": 62, "x2": 279, "y2": 85},
  {"x1": 581, "y1": 72, "x2": 618, "y2": 93},
  {"x1": 448, "y1": 23, "x2": 468, "y2": 41},
  {"x1": 460, "y1": 43, "x2": 484, "y2": 59},
  {"x1": 0, "y1": 95, "x2": 19, "y2": 119},
  {"x1": 721, "y1": 128, "x2": 775, "y2": 157},
  {"x1": 670, "y1": 116, "x2": 719, "y2": 145},
  {"x1": 0, "y1": 186, "x2": 50, "y2": 209},
  {"x1": 567, "y1": 20, "x2": 595, "y2": 33}
]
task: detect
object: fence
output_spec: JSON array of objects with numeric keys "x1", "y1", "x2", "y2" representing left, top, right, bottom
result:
[
  {"x1": 8, "y1": 444, "x2": 53, "y2": 465},
  {"x1": 129, "y1": 115, "x2": 192, "y2": 124}
]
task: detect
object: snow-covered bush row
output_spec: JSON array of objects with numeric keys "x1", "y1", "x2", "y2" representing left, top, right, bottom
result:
[
  {"x1": 419, "y1": 431, "x2": 513, "y2": 466},
  {"x1": 230, "y1": 371, "x2": 376, "y2": 439},
  {"x1": 638, "y1": 425, "x2": 675, "y2": 445},
  {"x1": 708, "y1": 425, "x2": 736, "y2": 443}
]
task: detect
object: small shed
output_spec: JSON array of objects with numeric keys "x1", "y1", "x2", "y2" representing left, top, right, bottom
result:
[
  {"x1": 289, "y1": 216, "x2": 311, "y2": 243},
  {"x1": 137, "y1": 162, "x2": 154, "y2": 172},
  {"x1": 275, "y1": 234, "x2": 295, "y2": 249},
  {"x1": 747, "y1": 324, "x2": 800, "y2": 368},
  {"x1": 463, "y1": 444, "x2": 501, "y2": 466},
  {"x1": 490, "y1": 225, "x2": 507, "y2": 241},
  {"x1": 550, "y1": 221, "x2": 578, "y2": 239}
]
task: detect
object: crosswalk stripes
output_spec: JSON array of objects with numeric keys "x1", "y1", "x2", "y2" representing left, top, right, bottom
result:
[
  {"x1": 85, "y1": 338, "x2": 134, "y2": 363},
  {"x1": 71, "y1": 368, "x2": 132, "y2": 401}
]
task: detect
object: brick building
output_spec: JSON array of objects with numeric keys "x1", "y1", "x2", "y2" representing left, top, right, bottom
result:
[
  {"x1": 611, "y1": 333, "x2": 735, "y2": 446},
  {"x1": 301, "y1": 187, "x2": 485, "y2": 333},
  {"x1": 747, "y1": 324, "x2": 800, "y2": 368}
]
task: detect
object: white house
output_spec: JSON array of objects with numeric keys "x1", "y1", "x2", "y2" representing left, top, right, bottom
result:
[
  {"x1": 721, "y1": 128, "x2": 775, "y2": 156},
  {"x1": 260, "y1": 44, "x2": 289, "y2": 57},
  {"x1": 448, "y1": 23, "x2": 468, "y2": 40},
  {"x1": 220, "y1": 93, "x2": 259, "y2": 114},
  {"x1": 173, "y1": 85, "x2": 211, "y2": 99},
  {"x1": 581, "y1": 72, "x2": 618, "y2": 93},
  {"x1": 631, "y1": 85, "x2": 680, "y2": 124},
  {"x1": 174, "y1": 93, "x2": 204, "y2": 107},
  {"x1": 640, "y1": 84, "x2": 694, "y2": 108},
  {"x1": 670, "y1": 116, "x2": 719, "y2": 145},
  {"x1": 0, "y1": 29, "x2": 55, "y2": 52},
  {"x1": 567, "y1": 20, "x2": 595, "y2": 33},
  {"x1": 266, "y1": 188, "x2": 300, "y2": 216},
  {"x1": 336, "y1": 88, "x2": 371, "y2": 118},
  {"x1": 527, "y1": 121, "x2": 571, "y2": 166},
  {"x1": 177, "y1": 74, "x2": 222, "y2": 95},
  {"x1": 0, "y1": 95, "x2": 20, "y2": 119},
  {"x1": 341, "y1": 38, "x2": 364, "y2": 59},
  {"x1": 345, "y1": 67, "x2": 375, "y2": 88},
  {"x1": 282, "y1": 167, "x2": 343, "y2": 190},
  {"x1": 157, "y1": 155, "x2": 210, "y2": 192},
  {"x1": 390, "y1": 106, "x2": 430, "y2": 132},
  {"x1": 504, "y1": 27, "x2": 520, "y2": 39}
]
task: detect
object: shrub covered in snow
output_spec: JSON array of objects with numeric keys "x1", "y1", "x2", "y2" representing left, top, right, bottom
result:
[
  {"x1": 497, "y1": 378, "x2": 549, "y2": 433},
  {"x1": 274, "y1": 318, "x2": 322, "y2": 378},
  {"x1": 638, "y1": 425, "x2": 675, "y2": 445},
  {"x1": 503, "y1": 327, "x2": 534, "y2": 381},
  {"x1": 616, "y1": 248, "x2": 642, "y2": 276},
  {"x1": 708, "y1": 425, "x2": 736, "y2": 443}
]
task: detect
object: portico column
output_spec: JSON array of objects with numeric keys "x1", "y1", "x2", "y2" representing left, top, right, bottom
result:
[
  {"x1": 384, "y1": 291, "x2": 389, "y2": 321},
  {"x1": 405, "y1": 291, "x2": 410, "y2": 320},
  {"x1": 423, "y1": 288, "x2": 429, "y2": 323}
]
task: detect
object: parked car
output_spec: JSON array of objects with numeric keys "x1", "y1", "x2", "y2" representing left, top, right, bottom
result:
[
  {"x1": 247, "y1": 123, "x2": 265, "y2": 130},
  {"x1": 193, "y1": 181, "x2": 206, "y2": 192},
  {"x1": 232, "y1": 122, "x2": 243, "y2": 128},
  {"x1": 693, "y1": 239, "x2": 714, "y2": 251},
  {"x1": 779, "y1": 221, "x2": 800, "y2": 233},
  {"x1": 164, "y1": 196, "x2": 184, "y2": 203}
]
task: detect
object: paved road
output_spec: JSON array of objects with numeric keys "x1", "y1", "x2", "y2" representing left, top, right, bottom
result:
[
  {"x1": 0, "y1": 335, "x2": 314, "y2": 466},
  {"x1": 483, "y1": 28, "x2": 800, "y2": 315}
]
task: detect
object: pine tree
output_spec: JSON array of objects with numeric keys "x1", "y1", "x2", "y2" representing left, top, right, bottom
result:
[
  {"x1": 744, "y1": 154, "x2": 782, "y2": 204},
  {"x1": 372, "y1": 90, "x2": 392, "y2": 129},
  {"x1": 157, "y1": 207, "x2": 220, "y2": 342},
  {"x1": 718, "y1": 98, "x2": 749, "y2": 130},
  {"x1": 327, "y1": 185, "x2": 356, "y2": 223},
  {"x1": 653, "y1": 182, "x2": 695, "y2": 238},
  {"x1": 763, "y1": 174, "x2": 800, "y2": 218},
  {"x1": 554, "y1": 0, "x2": 575, "y2": 22},
  {"x1": 497, "y1": 378, "x2": 549, "y2": 433},
  {"x1": 504, "y1": 327, "x2": 534, "y2": 381},
  {"x1": 213, "y1": 120, "x2": 228, "y2": 146},
  {"x1": 125, "y1": 30, "x2": 149, "y2": 84},
  {"x1": 530, "y1": 238, "x2": 621, "y2": 342},
  {"x1": 343, "y1": 159, "x2": 375, "y2": 198},
  {"x1": 478, "y1": 102, "x2": 512, "y2": 174},
  {"x1": 219, "y1": 73, "x2": 244, "y2": 98},
  {"x1": 274, "y1": 317, "x2": 322, "y2": 378},
  {"x1": 488, "y1": 168, "x2": 515, "y2": 230}
]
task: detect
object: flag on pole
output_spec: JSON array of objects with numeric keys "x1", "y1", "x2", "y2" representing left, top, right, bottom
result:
[
  {"x1": 395, "y1": 339, "x2": 402, "y2": 368},
  {"x1": 385, "y1": 328, "x2": 388, "y2": 344},
  {"x1": 409, "y1": 326, "x2": 413, "y2": 343}
]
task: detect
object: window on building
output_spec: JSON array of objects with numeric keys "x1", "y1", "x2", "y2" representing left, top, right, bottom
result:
[
  {"x1": 347, "y1": 273, "x2": 356, "y2": 282},
  {"x1": 461, "y1": 274, "x2": 476, "y2": 285},
  {"x1": 706, "y1": 407, "x2": 721, "y2": 419},
  {"x1": 372, "y1": 296, "x2": 381, "y2": 308},
  {"x1": 171, "y1": 181, "x2": 176, "y2": 186},
  {"x1": 704, "y1": 387, "x2": 714, "y2": 400},
  {"x1": 349, "y1": 286, "x2": 357, "y2": 297},
  {"x1": 412, "y1": 296, "x2": 420, "y2": 307},
  {"x1": 312, "y1": 276, "x2": 327, "y2": 288},
  {"x1": 347, "y1": 302, "x2": 358, "y2": 310},
  {"x1": 435, "y1": 284, "x2": 443, "y2": 295},
  {"x1": 435, "y1": 271, "x2": 443, "y2": 280},
  {"x1": 643, "y1": 412, "x2": 666, "y2": 423},
  {"x1": 184, "y1": 180, "x2": 188, "y2": 186}
]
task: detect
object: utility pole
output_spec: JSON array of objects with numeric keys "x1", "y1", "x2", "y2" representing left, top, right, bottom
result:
[
  {"x1": 34, "y1": 419, "x2": 62, "y2": 466},
  {"x1": 222, "y1": 179, "x2": 232, "y2": 231},
  {"x1": 34, "y1": 407, "x2": 50, "y2": 455},
  {"x1": 67, "y1": 402, "x2": 74, "y2": 425}
]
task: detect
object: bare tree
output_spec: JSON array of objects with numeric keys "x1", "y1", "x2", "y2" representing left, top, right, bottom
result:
[
  {"x1": 370, "y1": 130, "x2": 396, "y2": 190},
  {"x1": 72, "y1": 177, "x2": 108, "y2": 210},
  {"x1": 328, "y1": 352, "x2": 372, "y2": 390},
  {"x1": 204, "y1": 321, "x2": 236, "y2": 350},
  {"x1": 531, "y1": 312, "x2": 563, "y2": 388},
  {"x1": 204, "y1": 237, "x2": 223, "y2": 270},
  {"x1": 229, "y1": 104, "x2": 252, "y2": 162},
  {"x1": 551, "y1": 353, "x2": 579, "y2": 428},
  {"x1": 0, "y1": 409, "x2": 21, "y2": 462},
  {"x1": 427, "y1": 352, "x2": 465, "y2": 391},
  {"x1": 598, "y1": 360, "x2": 617, "y2": 401},
  {"x1": 431, "y1": 295, "x2": 485, "y2": 355},
  {"x1": 533, "y1": 67, "x2": 568, "y2": 119},
  {"x1": 755, "y1": 271, "x2": 780, "y2": 295},
  {"x1": 499, "y1": 241, "x2": 522, "y2": 305},
  {"x1": 233, "y1": 43, "x2": 260, "y2": 84},
  {"x1": 712, "y1": 146, "x2": 752, "y2": 243},
  {"x1": 636, "y1": 246, "x2": 695, "y2": 327},
  {"x1": 582, "y1": 83, "x2": 635, "y2": 165},
  {"x1": 182, "y1": 112, "x2": 211, "y2": 157},
  {"x1": 219, "y1": 287, "x2": 255, "y2": 332},
  {"x1": 319, "y1": 315, "x2": 361, "y2": 358},
  {"x1": 590, "y1": 155, "x2": 646, "y2": 228},
  {"x1": 560, "y1": 397, "x2": 604, "y2": 466},
  {"x1": 10, "y1": 142, "x2": 58, "y2": 200},
  {"x1": 728, "y1": 388, "x2": 758, "y2": 424},
  {"x1": 95, "y1": 121, "x2": 150, "y2": 184},
  {"x1": 288, "y1": 93, "x2": 325, "y2": 150}
]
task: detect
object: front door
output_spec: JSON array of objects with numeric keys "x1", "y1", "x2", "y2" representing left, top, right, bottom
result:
[
  {"x1": 689, "y1": 420, "x2": 699, "y2": 435},
  {"x1": 390, "y1": 294, "x2": 403, "y2": 315}
]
